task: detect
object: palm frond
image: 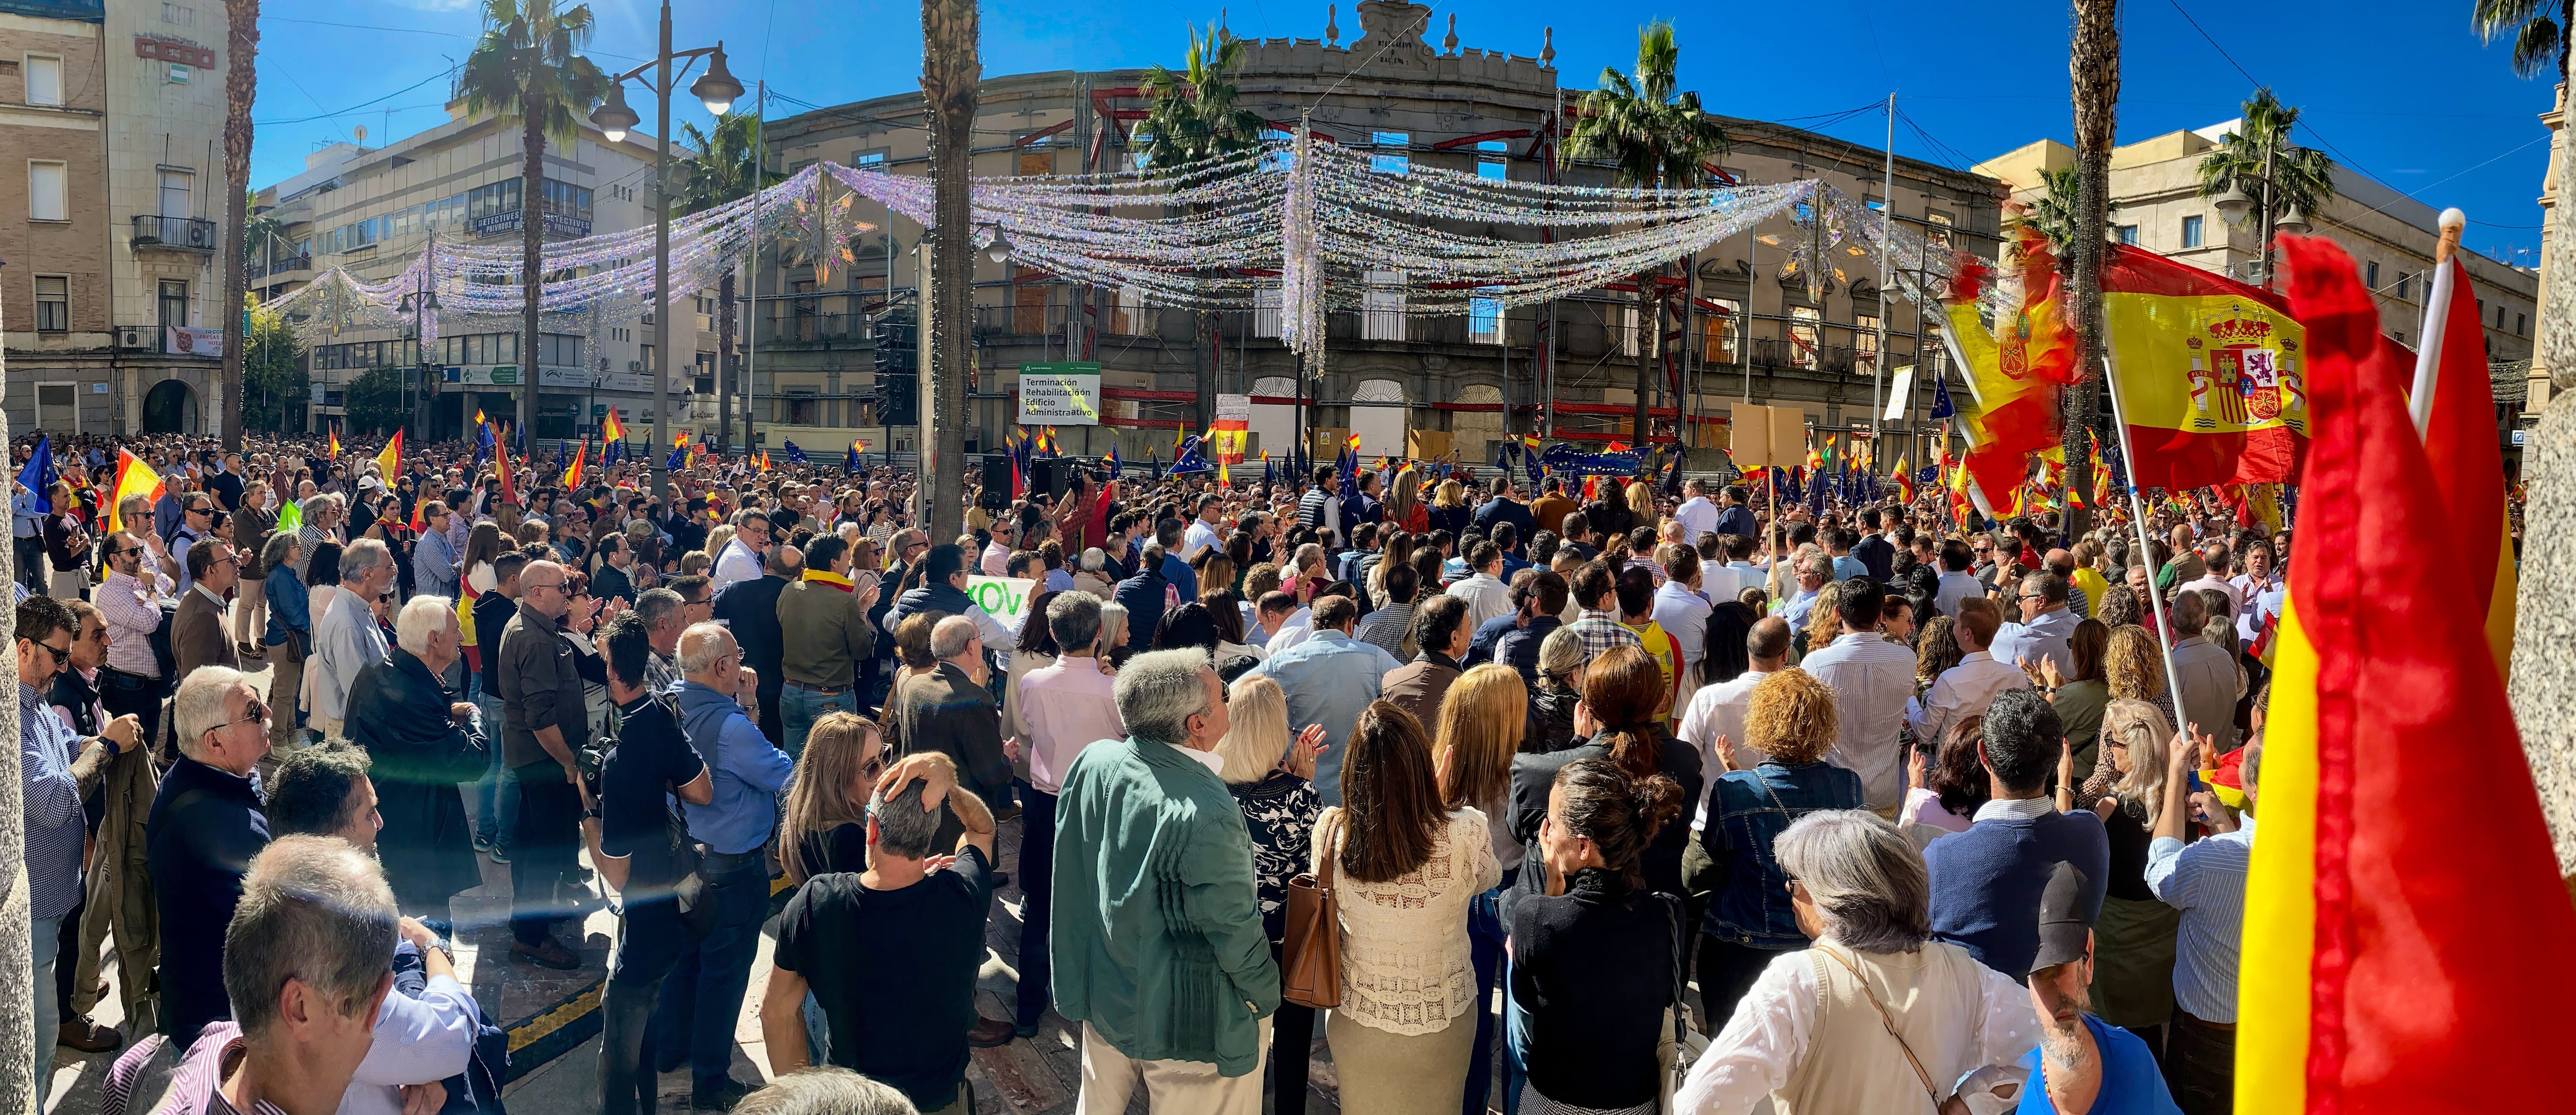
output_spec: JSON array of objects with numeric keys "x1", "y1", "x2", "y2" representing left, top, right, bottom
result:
[{"x1": 1561, "y1": 22, "x2": 1726, "y2": 190}]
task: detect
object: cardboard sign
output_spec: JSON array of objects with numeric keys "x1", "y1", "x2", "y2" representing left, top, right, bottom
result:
[{"x1": 965, "y1": 575, "x2": 1037, "y2": 629}]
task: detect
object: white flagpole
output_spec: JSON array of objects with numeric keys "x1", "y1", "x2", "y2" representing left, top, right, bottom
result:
[
  {"x1": 2099, "y1": 353, "x2": 2195, "y2": 739},
  {"x1": 2406, "y1": 208, "x2": 2466, "y2": 436}
]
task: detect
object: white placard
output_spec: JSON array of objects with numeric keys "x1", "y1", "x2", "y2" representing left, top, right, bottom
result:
[
  {"x1": 964, "y1": 575, "x2": 1038, "y2": 629},
  {"x1": 1019, "y1": 368, "x2": 1103, "y2": 426},
  {"x1": 1882, "y1": 365, "x2": 1916, "y2": 422}
]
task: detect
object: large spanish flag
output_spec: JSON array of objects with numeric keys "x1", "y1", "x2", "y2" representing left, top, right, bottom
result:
[
  {"x1": 102, "y1": 449, "x2": 164, "y2": 536},
  {"x1": 2413, "y1": 254, "x2": 2516, "y2": 676},
  {"x1": 2238, "y1": 235, "x2": 2574, "y2": 1113},
  {"x1": 374, "y1": 429, "x2": 404, "y2": 485},
  {"x1": 2101, "y1": 243, "x2": 2308, "y2": 490}
]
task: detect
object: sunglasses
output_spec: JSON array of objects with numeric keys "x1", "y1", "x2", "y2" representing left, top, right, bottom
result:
[
  {"x1": 223, "y1": 699, "x2": 269, "y2": 730},
  {"x1": 29, "y1": 640, "x2": 70, "y2": 666}
]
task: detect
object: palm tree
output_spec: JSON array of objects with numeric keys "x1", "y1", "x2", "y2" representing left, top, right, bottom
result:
[
  {"x1": 680, "y1": 111, "x2": 782, "y2": 454},
  {"x1": 2476, "y1": 0, "x2": 2573, "y2": 80},
  {"x1": 2009, "y1": 166, "x2": 2119, "y2": 256},
  {"x1": 2064, "y1": 0, "x2": 2121, "y2": 539},
  {"x1": 1137, "y1": 23, "x2": 1267, "y2": 433},
  {"x1": 218, "y1": 0, "x2": 259, "y2": 452},
  {"x1": 2194, "y1": 88, "x2": 2337, "y2": 232},
  {"x1": 459, "y1": 0, "x2": 606, "y2": 463},
  {"x1": 1562, "y1": 22, "x2": 1728, "y2": 443},
  {"x1": 919, "y1": 0, "x2": 980, "y2": 537}
]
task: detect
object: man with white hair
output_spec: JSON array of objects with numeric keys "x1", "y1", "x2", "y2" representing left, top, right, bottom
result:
[
  {"x1": 312, "y1": 537, "x2": 396, "y2": 743},
  {"x1": 656, "y1": 623, "x2": 795, "y2": 1107},
  {"x1": 880, "y1": 614, "x2": 1012, "y2": 861},
  {"x1": 346, "y1": 596, "x2": 488, "y2": 915},
  {"x1": 146, "y1": 665, "x2": 275, "y2": 1048},
  {"x1": 294, "y1": 492, "x2": 341, "y2": 580},
  {"x1": 1051, "y1": 649, "x2": 1277, "y2": 1113}
]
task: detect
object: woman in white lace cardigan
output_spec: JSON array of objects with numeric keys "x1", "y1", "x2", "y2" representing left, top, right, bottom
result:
[{"x1": 1310, "y1": 699, "x2": 1501, "y2": 1115}]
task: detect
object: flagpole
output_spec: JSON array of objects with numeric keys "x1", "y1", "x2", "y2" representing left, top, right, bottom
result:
[
  {"x1": 2099, "y1": 354, "x2": 2195, "y2": 738},
  {"x1": 2406, "y1": 208, "x2": 2465, "y2": 436}
]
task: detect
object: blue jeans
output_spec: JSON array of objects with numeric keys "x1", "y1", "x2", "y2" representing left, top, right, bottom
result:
[
  {"x1": 469, "y1": 695, "x2": 517, "y2": 853},
  {"x1": 777, "y1": 683, "x2": 854, "y2": 760},
  {"x1": 32, "y1": 914, "x2": 60, "y2": 1089},
  {"x1": 1464, "y1": 875, "x2": 1511, "y2": 1115},
  {"x1": 649, "y1": 852, "x2": 770, "y2": 1092},
  {"x1": 1502, "y1": 951, "x2": 1533, "y2": 1115}
]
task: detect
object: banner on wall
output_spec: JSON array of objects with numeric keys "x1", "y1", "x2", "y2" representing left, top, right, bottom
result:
[
  {"x1": 1019, "y1": 363, "x2": 1103, "y2": 425},
  {"x1": 1211, "y1": 394, "x2": 1251, "y2": 464},
  {"x1": 165, "y1": 325, "x2": 223, "y2": 357}
]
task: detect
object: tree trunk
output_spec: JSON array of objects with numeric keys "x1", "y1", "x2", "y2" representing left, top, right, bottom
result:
[
  {"x1": 0, "y1": 262, "x2": 30, "y2": 1115},
  {"x1": 218, "y1": 0, "x2": 258, "y2": 453},
  {"x1": 2063, "y1": 0, "x2": 2122, "y2": 541},
  {"x1": 920, "y1": 0, "x2": 980, "y2": 536},
  {"x1": 2511, "y1": 76, "x2": 2576, "y2": 881},
  {"x1": 718, "y1": 269, "x2": 736, "y2": 452},
  {"x1": 1634, "y1": 277, "x2": 1655, "y2": 442},
  {"x1": 520, "y1": 113, "x2": 545, "y2": 477}
]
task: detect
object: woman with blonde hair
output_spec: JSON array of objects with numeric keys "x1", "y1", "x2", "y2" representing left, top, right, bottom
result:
[
  {"x1": 1429, "y1": 477, "x2": 1473, "y2": 537},
  {"x1": 703, "y1": 523, "x2": 737, "y2": 568},
  {"x1": 1214, "y1": 674, "x2": 1327, "y2": 1115},
  {"x1": 2104, "y1": 624, "x2": 2169, "y2": 702},
  {"x1": 1694, "y1": 668, "x2": 1867, "y2": 1025},
  {"x1": 1386, "y1": 466, "x2": 1428, "y2": 535},
  {"x1": 1624, "y1": 475, "x2": 1659, "y2": 537},
  {"x1": 1432, "y1": 663, "x2": 1528, "y2": 1115},
  {"x1": 2073, "y1": 697, "x2": 2183, "y2": 1049},
  {"x1": 1312, "y1": 701, "x2": 1500, "y2": 1115},
  {"x1": 782, "y1": 712, "x2": 888, "y2": 885}
]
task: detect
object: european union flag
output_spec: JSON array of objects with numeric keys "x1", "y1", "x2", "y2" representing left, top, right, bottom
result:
[
  {"x1": 666, "y1": 441, "x2": 688, "y2": 471},
  {"x1": 16, "y1": 435, "x2": 53, "y2": 513},
  {"x1": 1929, "y1": 370, "x2": 1956, "y2": 421},
  {"x1": 785, "y1": 441, "x2": 808, "y2": 466}
]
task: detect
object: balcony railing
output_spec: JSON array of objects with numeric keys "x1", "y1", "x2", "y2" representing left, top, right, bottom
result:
[
  {"x1": 249, "y1": 253, "x2": 313, "y2": 280},
  {"x1": 131, "y1": 215, "x2": 219, "y2": 252}
]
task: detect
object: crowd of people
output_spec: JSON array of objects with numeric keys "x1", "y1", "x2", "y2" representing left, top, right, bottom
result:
[{"x1": 10, "y1": 428, "x2": 2283, "y2": 1115}]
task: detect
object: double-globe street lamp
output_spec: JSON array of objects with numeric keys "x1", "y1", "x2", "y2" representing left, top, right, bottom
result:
[
  {"x1": 589, "y1": 0, "x2": 741, "y2": 492},
  {"x1": 2208, "y1": 140, "x2": 2312, "y2": 292}
]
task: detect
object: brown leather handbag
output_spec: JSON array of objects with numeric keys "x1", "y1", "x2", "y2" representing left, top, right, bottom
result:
[{"x1": 1280, "y1": 811, "x2": 1344, "y2": 1008}]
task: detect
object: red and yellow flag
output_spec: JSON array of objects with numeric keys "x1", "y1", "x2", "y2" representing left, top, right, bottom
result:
[
  {"x1": 601, "y1": 407, "x2": 628, "y2": 442},
  {"x1": 2414, "y1": 254, "x2": 2517, "y2": 676},
  {"x1": 103, "y1": 449, "x2": 165, "y2": 536},
  {"x1": 2238, "y1": 235, "x2": 2575, "y2": 1114},
  {"x1": 327, "y1": 426, "x2": 342, "y2": 459},
  {"x1": 562, "y1": 441, "x2": 586, "y2": 488},
  {"x1": 374, "y1": 430, "x2": 403, "y2": 485},
  {"x1": 2100, "y1": 242, "x2": 2308, "y2": 490},
  {"x1": 491, "y1": 423, "x2": 518, "y2": 505}
]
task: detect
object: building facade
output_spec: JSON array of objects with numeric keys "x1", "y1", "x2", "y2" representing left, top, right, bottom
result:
[
  {"x1": 1979, "y1": 125, "x2": 2539, "y2": 459},
  {"x1": 252, "y1": 103, "x2": 717, "y2": 441},
  {"x1": 741, "y1": 0, "x2": 2003, "y2": 468},
  {"x1": 2, "y1": 0, "x2": 231, "y2": 437}
]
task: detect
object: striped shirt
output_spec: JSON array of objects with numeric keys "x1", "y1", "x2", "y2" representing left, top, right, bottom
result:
[
  {"x1": 2144, "y1": 816, "x2": 2256, "y2": 1023},
  {"x1": 103, "y1": 1024, "x2": 290, "y2": 1115},
  {"x1": 21, "y1": 682, "x2": 88, "y2": 920}
]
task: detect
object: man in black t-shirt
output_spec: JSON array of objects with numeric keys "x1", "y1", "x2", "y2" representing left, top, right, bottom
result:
[
  {"x1": 581, "y1": 613, "x2": 715, "y2": 1115},
  {"x1": 760, "y1": 751, "x2": 997, "y2": 1114}
]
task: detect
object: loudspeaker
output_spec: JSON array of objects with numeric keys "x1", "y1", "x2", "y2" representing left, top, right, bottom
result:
[
  {"x1": 979, "y1": 457, "x2": 1014, "y2": 511},
  {"x1": 1029, "y1": 458, "x2": 1075, "y2": 502}
]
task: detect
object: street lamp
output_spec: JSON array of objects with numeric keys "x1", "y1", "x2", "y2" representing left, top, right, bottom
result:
[
  {"x1": 591, "y1": 0, "x2": 742, "y2": 491},
  {"x1": 397, "y1": 235, "x2": 440, "y2": 439},
  {"x1": 980, "y1": 223, "x2": 1012, "y2": 265}
]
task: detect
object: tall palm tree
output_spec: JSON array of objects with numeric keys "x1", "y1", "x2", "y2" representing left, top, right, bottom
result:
[
  {"x1": 919, "y1": 0, "x2": 979, "y2": 537},
  {"x1": 2476, "y1": 0, "x2": 2573, "y2": 80},
  {"x1": 1137, "y1": 23, "x2": 1266, "y2": 433},
  {"x1": 2009, "y1": 165, "x2": 2119, "y2": 256},
  {"x1": 218, "y1": 0, "x2": 259, "y2": 452},
  {"x1": 1562, "y1": 22, "x2": 1727, "y2": 442},
  {"x1": 459, "y1": 0, "x2": 605, "y2": 462},
  {"x1": 2194, "y1": 88, "x2": 2337, "y2": 229},
  {"x1": 2064, "y1": 0, "x2": 2121, "y2": 539},
  {"x1": 680, "y1": 111, "x2": 782, "y2": 454}
]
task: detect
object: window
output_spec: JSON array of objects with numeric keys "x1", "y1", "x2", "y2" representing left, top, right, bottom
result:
[
  {"x1": 25, "y1": 55, "x2": 62, "y2": 106},
  {"x1": 2395, "y1": 273, "x2": 2410, "y2": 300},
  {"x1": 1129, "y1": 131, "x2": 1153, "y2": 171},
  {"x1": 640, "y1": 344, "x2": 654, "y2": 373},
  {"x1": 1926, "y1": 211, "x2": 1954, "y2": 247},
  {"x1": 33, "y1": 276, "x2": 67, "y2": 332},
  {"x1": 28, "y1": 161, "x2": 66, "y2": 221},
  {"x1": 1703, "y1": 298, "x2": 1740, "y2": 363},
  {"x1": 1468, "y1": 289, "x2": 1502, "y2": 345},
  {"x1": 158, "y1": 279, "x2": 187, "y2": 329},
  {"x1": 1619, "y1": 304, "x2": 1640, "y2": 356},
  {"x1": 2115, "y1": 225, "x2": 2139, "y2": 245},
  {"x1": 1477, "y1": 139, "x2": 1507, "y2": 181},
  {"x1": 1363, "y1": 270, "x2": 1406, "y2": 340},
  {"x1": 1258, "y1": 128, "x2": 1293, "y2": 174},
  {"x1": 1789, "y1": 306, "x2": 1822, "y2": 368},
  {"x1": 162, "y1": 3, "x2": 194, "y2": 24},
  {"x1": 1018, "y1": 150, "x2": 1051, "y2": 176},
  {"x1": 2498, "y1": 302, "x2": 2507, "y2": 329},
  {"x1": 852, "y1": 149, "x2": 887, "y2": 170},
  {"x1": 1111, "y1": 286, "x2": 1146, "y2": 335},
  {"x1": 1370, "y1": 131, "x2": 1410, "y2": 176},
  {"x1": 2181, "y1": 215, "x2": 2204, "y2": 249},
  {"x1": 2519, "y1": 312, "x2": 2528, "y2": 336},
  {"x1": 1855, "y1": 314, "x2": 1880, "y2": 356},
  {"x1": 160, "y1": 170, "x2": 192, "y2": 220},
  {"x1": 1252, "y1": 283, "x2": 1281, "y2": 338}
]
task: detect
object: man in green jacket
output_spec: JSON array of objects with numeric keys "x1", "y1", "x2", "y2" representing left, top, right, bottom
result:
[
  {"x1": 1052, "y1": 648, "x2": 1279, "y2": 1113},
  {"x1": 774, "y1": 534, "x2": 878, "y2": 757}
]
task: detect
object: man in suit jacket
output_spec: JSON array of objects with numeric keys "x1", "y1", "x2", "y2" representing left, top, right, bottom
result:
[
  {"x1": 883, "y1": 615, "x2": 1012, "y2": 848},
  {"x1": 173, "y1": 538, "x2": 242, "y2": 679},
  {"x1": 1383, "y1": 594, "x2": 1470, "y2": 729}
]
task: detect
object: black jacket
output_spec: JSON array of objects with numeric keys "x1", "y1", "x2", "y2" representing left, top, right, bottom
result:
[
  {"x1": 1109, "y1": 569, "x2": 1170, "y2": 655},
  {"x1": 348, "y1": 648, "x2": 486, "y2": 911},
  {"x1": 147, "y1": 756, "x2": 269, "y2": 1045}
]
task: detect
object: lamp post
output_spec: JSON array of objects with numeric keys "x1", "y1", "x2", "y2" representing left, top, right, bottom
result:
[
  {"x1": 589, "y1": 0, "x2": 742, "y2": 496},
  {"x1": 398, "y1": 234, "x2": 440, "y2": 439},
  {"x1": 2210, "y1": 136, "x2": 2311, "y2": 293}
]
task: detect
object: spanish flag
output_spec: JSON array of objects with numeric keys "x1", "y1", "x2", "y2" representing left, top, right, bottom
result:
[
  {"x1": 562, "y1": 440, "x2": 586, "y2": 488},
  {"x1": 327, "y1": 425, "x2": 342, "y2": 459},
  {"x1": 2237, "y1": 234, "x2": 2575, "y2": 1114},
  {"x1": 2100, "y1": 242, "x2": 2308, "y2": 490},
  {"x1": 601, "y1": 407, "x2": 628, "y2": 443},
  {"x1": 374, "y1": 430, "x2": 404, "y2": 486},
  {"x1": 492, "y1": 423, "x2": 519, "y2": 505},
  {"x1": 103, "y1": 449, "x2": 164, "y2": 536},
  {"x1": 2413, "y1": 253, "x2": 2517, "y2": 676}
]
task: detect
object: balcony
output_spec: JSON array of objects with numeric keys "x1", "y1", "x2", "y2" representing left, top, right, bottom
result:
[
  {"x1": 131, "y1": 215, "x2": 219, "y2": 253},
  {"x1": 249, "y1": 253, "x2": 313, "y2": 281}
]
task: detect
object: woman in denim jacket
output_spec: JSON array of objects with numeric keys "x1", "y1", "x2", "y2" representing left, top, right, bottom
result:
[{"x1": 1696, "y1": 667, "x2": 1863, "y2": 1028}]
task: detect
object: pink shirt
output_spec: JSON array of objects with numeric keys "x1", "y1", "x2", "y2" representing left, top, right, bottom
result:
[{"x1": 1018, "y1": 656, "x2": 1124, "y2": 795}]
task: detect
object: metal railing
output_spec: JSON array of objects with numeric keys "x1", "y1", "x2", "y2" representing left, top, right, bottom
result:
[
  {"x1": 249, "y1": 254, "x2": 313, "y2": 280},
  {"x1": 130, "y1": 215, "x2": 219, "y2": 251}
]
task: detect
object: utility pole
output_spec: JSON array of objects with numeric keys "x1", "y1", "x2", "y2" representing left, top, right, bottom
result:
[{"x1": 920, "y1": 0, "x2": 980, "y2": 536}]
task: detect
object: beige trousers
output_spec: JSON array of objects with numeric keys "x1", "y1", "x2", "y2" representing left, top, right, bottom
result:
[{"x1": 1075, "y1": 1018, "x2": 1268, "y2": 1115}]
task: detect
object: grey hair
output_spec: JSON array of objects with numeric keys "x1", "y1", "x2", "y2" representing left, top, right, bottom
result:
[
  {"x1": 1097, "y1": 601, "x2": 1129, "y2": 650},
  {"x1": 1538, "y1": 625, "x2": 1585, "y2": 683},
  {"x1": 297, "y1": 493, "x2": 337, "y2": 524},
  {"x1": 1772, "y1": 810, "x2": 1932, "y2": 953},
  {"x1": 174, "y1": 666, "x2": 253, "y2": 760},
  {"x1": 260, "y1": 529, "x2": 302, "y2": 571},
  {"x1": 930, "y1": 614, "x2": 979, "y2": 661},
  {"x1": 871, "y1": 779, "x2": 942, "y2": 861},
  {"x1": 1080, "y1": 547, "x2": 1105, "y2": 572},
  {"x1": 674, "y1": 622, "x2": 736, "y2": 676},
  {"x1": 1046, "y1": 591, "x2": 1104, "y2": 652},
  {"x1": 735, "y1": 1068, "x2": 919, "y2": 1115},
  {"x1": 634, "y1": 587, "x2": 685, "y2": 633},
  {"x1": 1792, "y1": 543, "x2": 1827, "y2": 577},
  {"x1": 1114, "y1": 647, "x2": 1215, "y2": 748},
  {"x1": 1214, "y1": 674, "x2": 1290, "y2": 784},
  {"x1": 395, "y1": 595, "x2": 455, "y2": 656},
  {"x1": 339, "y1": 537, "x2": 392, "y2": 581},
  {"x1": 224, "y1": 836, "x2": 398, "y2": 1040}
]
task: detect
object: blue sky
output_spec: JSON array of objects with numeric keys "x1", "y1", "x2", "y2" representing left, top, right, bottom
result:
[{"x1": 251, "y1": 0, "x2": 2556, "y2": 265}]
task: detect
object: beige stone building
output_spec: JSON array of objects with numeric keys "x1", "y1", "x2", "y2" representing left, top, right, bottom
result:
[
  {"x1": 2, "y1": 0, "x2": 232, "y2": 436},
  {"x1": 1979, "y1": 124, "x2": 2537, "y2": 459},
  {"x1": 742, "y1": 0, "x2": 2003, "y2": 467},
  {"x1": 253, "y1": 104, "x2": 717, "y2": 440}
]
